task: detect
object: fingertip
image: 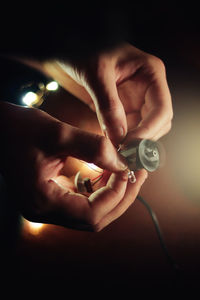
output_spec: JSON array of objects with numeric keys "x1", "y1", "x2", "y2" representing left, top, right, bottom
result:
[
  {"x1": 104, "y1": 125, "x2": 126, "y2": 146},
  {"x1": 107, "y1": 169, "x2": 129, "y2": 193},
  {"x1": 96, "y1": 136, "x2": 128, "y2": 172},
  {"x1": 135, "y1": 169, "x2": 148, "y2": 185}
]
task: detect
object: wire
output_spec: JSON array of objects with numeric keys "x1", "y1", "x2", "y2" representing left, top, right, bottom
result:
[
  {"x1": 91, "y1": 170, "x2": 107, "y2": 187},
  {"x1": 136, "y1": 195, "x2": 182, "y2": 274},
  {"x1": 92, "y1": 174, "x2": 104, "y2": 186}
]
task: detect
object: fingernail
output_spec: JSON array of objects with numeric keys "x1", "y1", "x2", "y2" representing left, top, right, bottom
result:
[
  {"x1": 111, "y1": 126, "x2": 125, "y2": 139},
  {"x1": 118, "y1": 126, "x2": 125, "y2": 138},
  {"x1": 104, "y1": 126, "x2": 125, "y2": 145}
]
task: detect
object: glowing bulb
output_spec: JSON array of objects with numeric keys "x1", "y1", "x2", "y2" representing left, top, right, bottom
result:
[
  {"x1": 22, "y1": 218, "x2": 44, "y2": 235},
  {"x1": 46, "y1": 81, "x2": 59, "y2": 91},
  {"x1": 22, "y1": 91, "x2": 38, "y2": 106},
  {"x1": 29, "y1": 221, "x2": 43, "y2": 230},
  {"x1": 86, "y1": 163, "x2": 102, "y2": 172}
]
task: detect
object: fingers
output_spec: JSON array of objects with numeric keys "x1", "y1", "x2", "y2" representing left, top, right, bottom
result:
[
  {"x1": 141, "y1": 76, "x2": 173, "y2": 139},
  {"x1": 23, "y1": 167, "x2": 147, "y2": 232},
  {"x1": 127, "y1": 107, "x2": 172, "y2": 142},
  {"x1": 32, "y1": 178, "x2": 93, "y2": 231},
  {"x1": 152, "y1": 120, "x2": 172, "y2": 141},
  {"x1": 38, "y1": 169, "x2": 146, "y2": 231},
  {"x1": 27, "y1": 170, "x2": 129, "y2": 231},
  {"x1": 94, "y1": 169, "x2": 148, "y2": 231},
  {"x1": 86, "y1": 66, "x2": 127, "y2": 145},
  {"x1": 57, "y1": 123, "x2": 127, "y2": 172},
  {"x1": 88, "y1": 170, "x2": 129, "y2": 220},
  {"x1": 124, "y1": 75, "x2": 173, "y2": 142}
]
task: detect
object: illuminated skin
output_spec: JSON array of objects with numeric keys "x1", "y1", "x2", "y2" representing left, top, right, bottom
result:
[
  {"x1": 0, "y1": 102, "x2": 147, "y2": 232},
  {"x1": 0, "y1": 43, "x2": 172, "y2": 232},
  {"x1": 45, "y1": 43, "x2": 173, "y2": 145}
]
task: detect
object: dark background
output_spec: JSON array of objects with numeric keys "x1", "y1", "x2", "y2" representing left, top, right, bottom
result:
[
  {"x1": 1, "y1": 3, "x2": 200, "y2": 293},
  {"x1": 1, "y1": 2, "x2": 200, "y2": 102},
  {"x1": 1, "y1": 3, "x2": 200, "y2": 103}
]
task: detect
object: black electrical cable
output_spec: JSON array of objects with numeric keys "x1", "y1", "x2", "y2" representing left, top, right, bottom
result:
[{"x1": 136, "y1": 195, "x2": 182, "y2": 274}]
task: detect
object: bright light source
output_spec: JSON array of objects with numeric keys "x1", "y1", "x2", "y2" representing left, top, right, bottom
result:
[
  {"x1": 86, "y1": 163, "x2": 102, "y2": 172},
  {"x1": 46, "y1": 81, "x2": 59, "y2": 91},
  {"x1": 22, "y1": 217, "x2": 44, "y2": 235},
  {"x1": 29, "y1": 221, "x2": 43, "y2": 230},
  {"x1": 22, "y1": 91, "x2": 38, "y2": 106}
]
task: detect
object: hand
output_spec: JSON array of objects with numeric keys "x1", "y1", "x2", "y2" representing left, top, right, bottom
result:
[
  {"x1": 0, "y1": 102, "x2": 147, "y2": 231},
  {"x1": 56, "y1": 43, "x2": 173, "y2": 145}
]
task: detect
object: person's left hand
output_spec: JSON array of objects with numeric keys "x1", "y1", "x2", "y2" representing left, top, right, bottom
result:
[{"x1": 0, "y1": 102, "x2": 147, "y2": 232}]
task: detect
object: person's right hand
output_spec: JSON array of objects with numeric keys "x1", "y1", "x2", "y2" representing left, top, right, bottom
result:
[
  {"x1": 52, "y1": 43, "x2": 173, "y2": 145},
  {"x1": 20, "y1": 43, "x2": 173, "y2": 147},
  {"x1": 0, "y1": 102, "x2": 147, "y2": 231}
]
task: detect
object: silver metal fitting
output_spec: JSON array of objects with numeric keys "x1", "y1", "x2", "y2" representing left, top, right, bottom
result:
[{"x1": 119, "y1": 139, "x2": 164, "y2": 172}]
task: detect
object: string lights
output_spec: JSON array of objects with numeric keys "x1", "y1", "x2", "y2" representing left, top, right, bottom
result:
[{"x1": 21, "y1": 80, "x2": 59, "y2": 107}]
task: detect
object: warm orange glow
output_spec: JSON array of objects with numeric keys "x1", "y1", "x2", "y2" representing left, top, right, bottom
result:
[
  {"x1": 77, "y1": 161, "x2": 103, "y2": 184},
  {"x1": 22, "y1": 218, "x2": 45, "y2": 235},
  {"x1": 84, "y1": 163, "x2": 102, "y2": 173}
]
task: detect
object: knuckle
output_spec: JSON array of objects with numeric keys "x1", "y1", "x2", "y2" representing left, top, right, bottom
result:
[
  {"x1": 149, "y1": 54, "x2": 165, "y2": 69},
  {"x1": 146, "y1": 54, "x2": 166, "y2": 74},
  {"x1": 166, "y1": 121, "x2": 172, "y2": 133}
]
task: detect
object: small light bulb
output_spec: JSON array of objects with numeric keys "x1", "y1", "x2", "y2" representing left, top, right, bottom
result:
[
  {"x1": 27, "y1": 221, "x2": 44, "y2": 235},
  {"x1": 22, "y1": 91, "x2": 38, "y2": 106},
  {"x1": 22, "y1": 217, "x2": 44, "y2": 235},
  {"x1": 86, "y1": 163, "x2": 102, "y2": 172},
  {"x1": 29, "y1": 221, "x2": 43, "y2": 230},
  {"x1": 46, "y1": 81, "x2": 59, "y2": 91}
]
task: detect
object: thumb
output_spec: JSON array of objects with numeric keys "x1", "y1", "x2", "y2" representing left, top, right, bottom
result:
[
  {"x1": 58, "y1": 123, "x2": 127, "y2": 172},
  {"x1": 86, "y1": 69, "x2": 127, "y2": 145}
]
